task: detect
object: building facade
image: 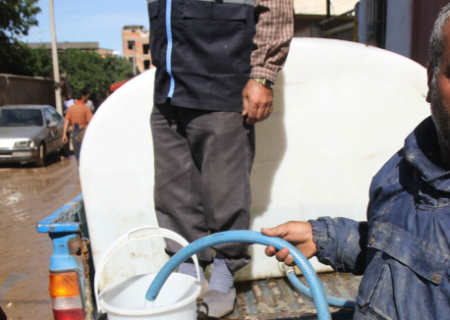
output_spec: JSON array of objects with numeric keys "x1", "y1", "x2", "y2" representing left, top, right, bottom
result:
[
  {"x1": 122, "y1": 25, "x2": 151, "y2": 74},
  {"x1": 293, "y1": 0, "x2": 359, "y2": 42},
  {"x1": 27, "y1": 42, "x2": 114, "y2": 58},
  {"x1": 292, "y1": 0, "x2": 447, "y2": 68},
  {"x1": 358, "y1": 0, "x2": 449, "y2": 67}
]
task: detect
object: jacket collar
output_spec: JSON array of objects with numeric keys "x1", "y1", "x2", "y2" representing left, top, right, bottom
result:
[{"x1": 404, "y1": 116, "x2": 450, "y2": 191}]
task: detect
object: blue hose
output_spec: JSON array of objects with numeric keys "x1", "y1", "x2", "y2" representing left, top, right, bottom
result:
[
  {"x1": 286, "y1": 269, "x2": 356, "y2": 309},
  {"x1": 145, "y1": 230, "x2": 332, "y2": 320}
]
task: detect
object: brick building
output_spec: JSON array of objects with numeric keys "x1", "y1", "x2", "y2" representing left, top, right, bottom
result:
[{"x1": 122, "y1": 25, "x2": 151, "y2": 74}]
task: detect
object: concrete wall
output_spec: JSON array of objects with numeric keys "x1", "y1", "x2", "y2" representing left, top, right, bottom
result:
[
  {"x1": 385, "y1": 0, "x2": 413, "y2": 58},
  {"x1": 358, "y1": 0, "x2": 379, "y2": 46},
  {"x1": 294, "y1": 26, "x2": 321, "y2": 38},
  {"x1": 0, "y1": 74, "x2": 56, "y2": 107},
  {"x1": 411, "y1": 0, "x2": 449, "y2": 66},
  {"x1": 358, "y1": 0, "x2": 413, "y2": 58}
]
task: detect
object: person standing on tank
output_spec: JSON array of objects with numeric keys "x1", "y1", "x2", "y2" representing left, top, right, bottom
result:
[{"x1": 148, "y1": 0, "x2": 294, "y2": 317}]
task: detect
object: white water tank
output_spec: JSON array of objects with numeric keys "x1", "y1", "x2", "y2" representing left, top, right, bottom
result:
[{"x1": 80, "y1": 38, "x2": 429, "y2": 288}]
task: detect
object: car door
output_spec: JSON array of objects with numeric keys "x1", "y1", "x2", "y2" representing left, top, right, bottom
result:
[
  {"x1": 47, "y1": 107, "x2": 65, "y2": 149},
  {"x1": 43, "y1": 108, "x2": 58, "y2": 153}
]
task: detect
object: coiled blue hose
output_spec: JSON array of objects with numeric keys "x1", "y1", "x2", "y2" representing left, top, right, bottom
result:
[
  {"x1": 286, "y1": 269, "x2": 356, "y2": 309},
  {"x1": 145, "y1": 230, "x2": 332, "y2": 320}
]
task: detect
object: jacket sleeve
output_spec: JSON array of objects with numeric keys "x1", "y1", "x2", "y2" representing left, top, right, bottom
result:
[
  {"x1": 250, "y1": 0, "x2": 294, "y2": 83},
  {"x1": 309, "y1": 217, "x2": 368, "y2": 275}
]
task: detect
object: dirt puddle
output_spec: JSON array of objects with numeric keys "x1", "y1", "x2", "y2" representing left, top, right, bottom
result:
[{"x1": 0, "y1": 156, "x2": 81, "y2": 320}]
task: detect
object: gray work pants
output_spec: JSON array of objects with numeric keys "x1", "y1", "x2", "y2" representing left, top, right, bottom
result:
[
  {"x1": 150, "y1": 103, "x2": 255, "y2": 272},
  {"x1": 71, "y1": 125, "x2": 83, "y2": 165}
]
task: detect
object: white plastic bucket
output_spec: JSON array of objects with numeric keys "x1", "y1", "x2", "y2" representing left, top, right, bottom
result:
[{"x1": 94, "y1": 226, "x2": 201, "y2": 320}]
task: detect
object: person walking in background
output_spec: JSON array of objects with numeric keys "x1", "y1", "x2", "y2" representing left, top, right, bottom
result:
[
  {"x1": 85, "y1": 95, "x2": 95, "y2": 113},
  {"x1": 148, "y1": 0, "x2": 294, "y2": 317},
  {"x1": 60, "y1": 76, "x2": 74, "y2": 115},
  {"x1": 62, "y1": 89, "x2": 93, "y2": 165}
]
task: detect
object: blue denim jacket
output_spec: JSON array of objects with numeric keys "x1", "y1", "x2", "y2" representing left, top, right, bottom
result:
[{"x1": 310, "y1": 117, "x2": 450, "y2": 320}]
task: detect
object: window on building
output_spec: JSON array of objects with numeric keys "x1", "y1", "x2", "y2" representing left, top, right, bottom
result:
[
  {"x1": 129, "y1": 57, "x2": 133, "y2": 63},
  {"x1": 143, "y1": 44, "x2": 149, "y2": 55},
  {"x1": 128, "y1": 41, "x2": 135, "y2": 50},
  {"x1": 144, "y1": 60, "x2": 151, "y2": 70}
]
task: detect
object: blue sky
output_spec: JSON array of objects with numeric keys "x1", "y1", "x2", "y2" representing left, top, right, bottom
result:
[{"x1": 21, "y1": 0, "x2": 149, "y2": 55}]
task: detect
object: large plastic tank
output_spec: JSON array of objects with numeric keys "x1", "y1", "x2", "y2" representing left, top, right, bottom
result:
[{"x1": 80, "y1": 38, "x2": 430, "y2": 289}]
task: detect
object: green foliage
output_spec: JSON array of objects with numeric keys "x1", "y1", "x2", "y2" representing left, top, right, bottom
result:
[
  {"x1": 0, "y1": 0, "x2": 40, "y2": 44},
  {"x1": 0, "y1": 42, "x2": 53, "y2": 76},
  {"x1": 104, "y1": 54, "x2": 136, "y2": 87},
  {"x1": 59, "y1": 50, "x2": 134, "y2": 100},
  {"x1": 28, "y1": 45, "x2": 53, "y2": 77},
  {"x1": 0, "y1": 0, "x2": 41, "y2": 75}
]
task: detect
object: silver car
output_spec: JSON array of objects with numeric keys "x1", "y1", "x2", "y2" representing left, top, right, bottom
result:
[{"x1": 0, "y1": 105, "x2": 69, "y2": 166}]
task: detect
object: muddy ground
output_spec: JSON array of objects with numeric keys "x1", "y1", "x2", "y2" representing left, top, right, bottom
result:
[{"x1": 0, "y1": 154, "x2": 81, "y2": 320}]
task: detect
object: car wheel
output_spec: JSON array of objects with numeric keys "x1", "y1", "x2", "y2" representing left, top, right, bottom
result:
[
  {"x1": 35, "y1": 143, "x2": 47, "y2": 167},
  {"x1": 60, "y1": 141, "x2": 70, "y2": 157}
]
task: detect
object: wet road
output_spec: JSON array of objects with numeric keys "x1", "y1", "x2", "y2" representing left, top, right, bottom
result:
[{"x1": 0, "y1": 155, "x2": 81, "y2": 320}]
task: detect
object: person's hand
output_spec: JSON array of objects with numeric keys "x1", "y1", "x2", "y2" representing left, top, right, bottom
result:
[
  {"x1": 261, "y1": 221, "x2": 317, "y2": 266},
  {"x1": 242, "y1": 79, "x2": 274, "y2": 125},
  {"x1": 62, "y1": 135, "x2": 68, "y2": 144}
]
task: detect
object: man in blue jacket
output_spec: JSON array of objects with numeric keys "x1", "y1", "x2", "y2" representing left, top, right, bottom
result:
[{"x1": 263, "y1": 4, "x2": 450, "y2": 320}]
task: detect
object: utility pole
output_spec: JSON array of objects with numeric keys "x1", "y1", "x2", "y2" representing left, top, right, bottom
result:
[
  {"x1": 326, "y1": 0, "x2": 331, "y2": 19},
  {"x1": 133, "y1": 42, "x2": 137, "y2": 75},
  {"x1": 49, "y1": 0, "x2": 63, "y2": 114}
]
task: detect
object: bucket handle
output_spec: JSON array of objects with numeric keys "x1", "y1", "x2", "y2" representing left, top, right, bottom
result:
[{"x1": 93, "y1": 226, "x2": 201, "y2": 313}]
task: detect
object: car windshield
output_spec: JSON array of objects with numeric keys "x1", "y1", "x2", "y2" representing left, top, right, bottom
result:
[{"x1": 0, "y1": 109, "x2": 44, "y2": 127}]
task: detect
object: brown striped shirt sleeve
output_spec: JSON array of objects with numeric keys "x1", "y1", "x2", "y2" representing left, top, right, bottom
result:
[{"x1": 250, "y1": 0, "x2": 294, "y2": 83}]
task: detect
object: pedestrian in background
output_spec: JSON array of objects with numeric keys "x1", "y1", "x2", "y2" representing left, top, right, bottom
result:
[
  {"x1": 62, "y1": 89, "x2": 93, "y2": 165},
  {"x1": 85, "y1": 96, "x2": 95, "y2": 113},
  {"x1": 60, "y1": 76, "x2": 74, "y2": 115},
  {"x1": 148, "y1": 0, "x2": 294, "y2": 317}
]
